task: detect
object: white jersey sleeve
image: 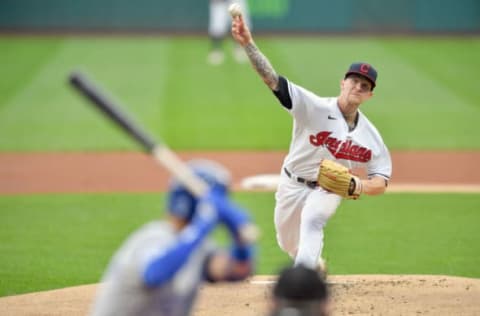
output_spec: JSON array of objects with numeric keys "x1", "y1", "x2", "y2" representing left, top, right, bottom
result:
[
  {"x1": 355, "y1": 114, "x2": 392, "y2": 181},
  {"x1": 367, "y1": 142, "x2": 392, "y2": 181}
]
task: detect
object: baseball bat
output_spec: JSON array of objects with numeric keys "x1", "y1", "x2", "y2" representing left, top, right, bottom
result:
[{"x1": 69, "y1": 71, "x2": 258, "y2": 244}]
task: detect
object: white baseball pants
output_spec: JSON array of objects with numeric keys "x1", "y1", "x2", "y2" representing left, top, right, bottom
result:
[{"x1": 274, "y1": 173, "x2": 342, "y2": 269}]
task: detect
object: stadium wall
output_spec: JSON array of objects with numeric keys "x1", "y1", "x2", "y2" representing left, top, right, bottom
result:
[{"x1": 0, "y1": 0, "x2": 478, "y2": 33}]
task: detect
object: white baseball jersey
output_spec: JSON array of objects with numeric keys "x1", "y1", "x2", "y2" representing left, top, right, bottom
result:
[
  {"x1": 281, "y1": 79, "x2": 392, "y2": 181},
  {"x1": 90, "y1": 221, "x2": 214, "y2": 316},
  {"x1": 272, "y1": 76, "x2": 392, "y2": 268}
]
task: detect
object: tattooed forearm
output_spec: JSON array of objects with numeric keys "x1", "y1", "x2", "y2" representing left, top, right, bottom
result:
[{"x1": 245, "y1": 43, "x2": 279, "y2": 90}]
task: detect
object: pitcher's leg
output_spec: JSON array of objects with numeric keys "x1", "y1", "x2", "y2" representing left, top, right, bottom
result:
[
  {"x1": 294, "y1": 190, "x2": 341, "y2": 268},
  {"x1": 274, "y1": 179, "x2": 308, "y2": 258}
]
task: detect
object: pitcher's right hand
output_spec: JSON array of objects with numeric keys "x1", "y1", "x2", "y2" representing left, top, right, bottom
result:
[{"x1": 231, "y1": 15, "x2": 253, "y2": 47}]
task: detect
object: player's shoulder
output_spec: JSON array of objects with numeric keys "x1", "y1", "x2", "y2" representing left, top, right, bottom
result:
[
  {"x1": 139, "y1": 220, "x2": 172, "y2": 233},
  {"x1": 359, "y1": 111, "x2": 386, "y2": 141},
  {"x1": 309, "y1": 94, "x2": 337, "y2": 111},
  {"x1": 359, "y1": 111, "x2": 379, "y2": 130},
  {"x1": 287, "y1": 80, "x2": 335, "y2": 107},
  {"x1": 128, "y1": 221, "x2": 175, "y2": 244}
]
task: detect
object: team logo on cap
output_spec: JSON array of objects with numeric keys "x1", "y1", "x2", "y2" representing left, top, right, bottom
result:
[{"x1": 360, "y1": 63, "x2": 370, "y2": 74}]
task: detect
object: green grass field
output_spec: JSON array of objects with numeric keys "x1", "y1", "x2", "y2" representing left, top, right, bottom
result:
[
  {"x1": 0, "y1": 36, "x2": 479, "y2": 150},
  {"x1": 1, "y1": 193, "x2": 479, "y2": 296},
  {"x1": 1, "y1": 35, "x2": 479, "y2": 297}
]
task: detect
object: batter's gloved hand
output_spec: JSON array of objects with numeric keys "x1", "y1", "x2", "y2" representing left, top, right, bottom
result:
[
  {"x1": 317, "y1": 159, "x2": 363, "y2": 199},
  {"x1": 205, "y1": 187, "x2": 253, "y2": 243}
]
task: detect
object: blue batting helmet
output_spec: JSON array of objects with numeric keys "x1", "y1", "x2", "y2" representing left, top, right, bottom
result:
[{"x1": 167, "y1": 160, "x2": 231, "y2": 222}]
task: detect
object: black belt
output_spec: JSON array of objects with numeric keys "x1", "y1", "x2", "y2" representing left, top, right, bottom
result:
[{"x1": 283, "y1": 168, "x2": 318, "y2": 189}]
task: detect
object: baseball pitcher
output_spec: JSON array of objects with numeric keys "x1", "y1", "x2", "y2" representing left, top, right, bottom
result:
[
  {"x1": 90, "y1": 160, "x2": 255, "y2": 316},
  {"x1": 231, "y1": 11, "x2": 392, "y2": 275}
]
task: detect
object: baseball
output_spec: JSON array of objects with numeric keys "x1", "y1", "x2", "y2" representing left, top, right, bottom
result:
[{"x1": 228, "y1": 3, "x2": 242, "y2": 17}]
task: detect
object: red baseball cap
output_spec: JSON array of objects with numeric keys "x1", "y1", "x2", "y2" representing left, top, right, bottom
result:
[{"x1": 345, "y1": 62, "x2": 377, "y2": 89}]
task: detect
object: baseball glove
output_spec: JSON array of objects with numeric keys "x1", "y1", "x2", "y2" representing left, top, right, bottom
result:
[{"x1": 317, "y1": 159, "x2": 362, "y2": 199}]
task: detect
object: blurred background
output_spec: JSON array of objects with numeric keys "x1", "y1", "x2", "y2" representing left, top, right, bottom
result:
[
  {"x1": 0, "y1": 0, "x2": 479, "y2": 298},
  {"x1": 1, "y1": 0, "x2": 479, "y2": 33},
  {"x1": 0, "y1": 0, "x2": 479, "y2": 151}
]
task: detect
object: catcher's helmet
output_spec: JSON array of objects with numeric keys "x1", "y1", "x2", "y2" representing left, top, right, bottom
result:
[{"x1": 167, "y1": 159, "x2": 231, "y2": 222}]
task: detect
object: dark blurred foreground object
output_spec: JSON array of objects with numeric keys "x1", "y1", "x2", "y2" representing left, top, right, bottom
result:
[{"x1": 270, "y1": 265, "x2": 330, "y2": 316}]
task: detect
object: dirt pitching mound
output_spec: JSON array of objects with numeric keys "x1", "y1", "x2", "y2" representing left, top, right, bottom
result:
[{"x1": 0, "y1": 275, "x2": 478, "y2": 316}]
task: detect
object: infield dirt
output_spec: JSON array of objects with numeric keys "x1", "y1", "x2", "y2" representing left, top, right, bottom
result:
[{"x1": 0, "y1": 275, "x2": 479, "y2": 315}]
